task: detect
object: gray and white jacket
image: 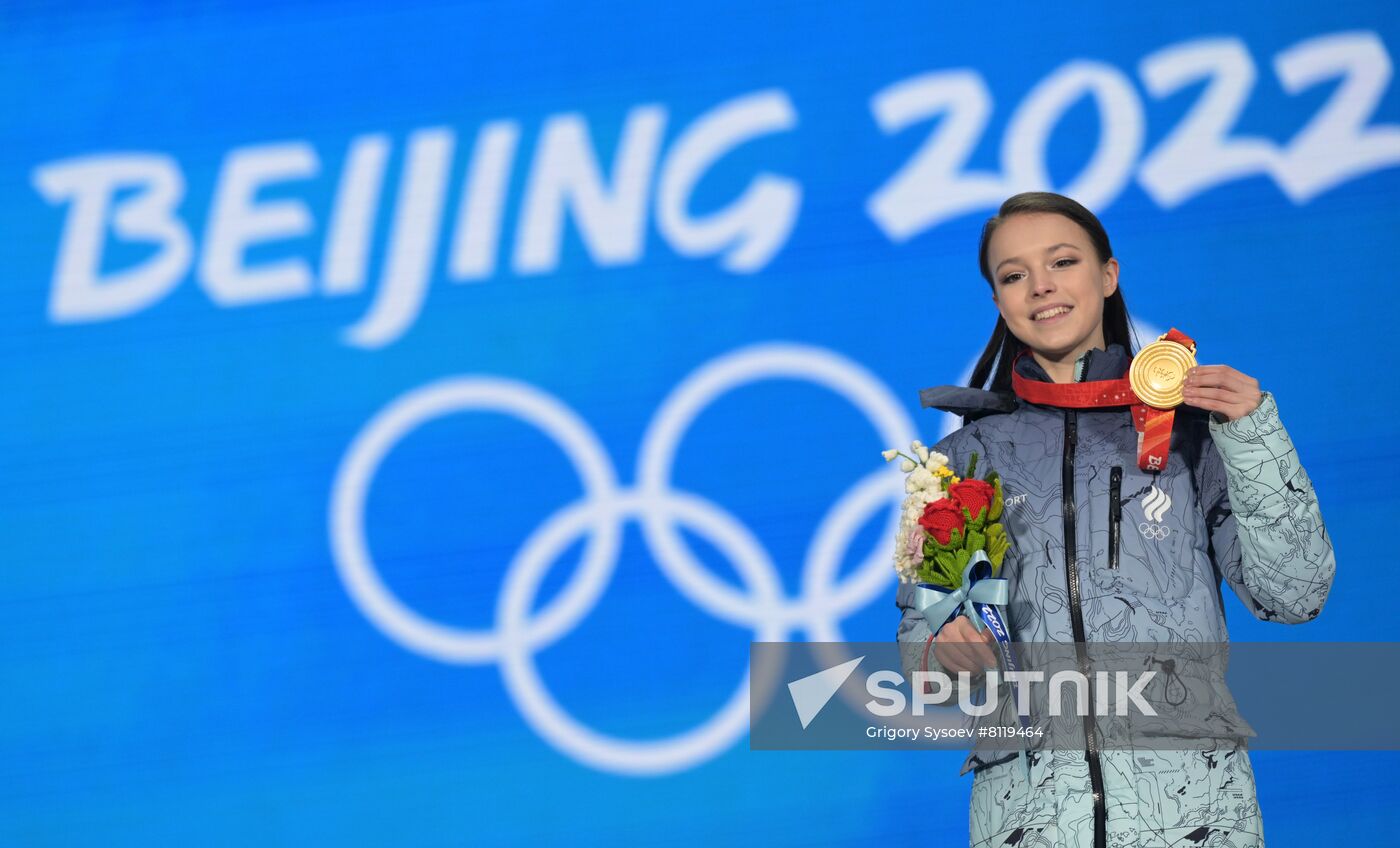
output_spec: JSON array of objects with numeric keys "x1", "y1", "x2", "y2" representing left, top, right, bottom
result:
[{"x1": 895, "y1": 343, "x2": 1336, "y2": 777}]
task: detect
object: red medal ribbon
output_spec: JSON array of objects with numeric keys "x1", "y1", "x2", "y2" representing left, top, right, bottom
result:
[{"x1": 1009, "y1": 329, "x2": 1196, "y2": 474}]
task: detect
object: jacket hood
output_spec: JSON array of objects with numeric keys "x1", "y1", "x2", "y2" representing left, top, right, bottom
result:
[{"x1": 919, "y1": 344, "x2": 1132, "y2": 418}]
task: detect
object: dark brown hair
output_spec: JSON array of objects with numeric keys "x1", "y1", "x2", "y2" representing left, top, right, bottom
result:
[{"x1": 968, "y1": 192, "x2": 1138, "y2": 393}]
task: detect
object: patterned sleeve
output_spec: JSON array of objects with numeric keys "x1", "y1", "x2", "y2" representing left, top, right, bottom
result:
[
  {"x1": 895, "y1": 425, "x2": 988, "y2": 700},
  {"x1": 1199, "y1": 391, "x2": 1336, "y2": 624}
]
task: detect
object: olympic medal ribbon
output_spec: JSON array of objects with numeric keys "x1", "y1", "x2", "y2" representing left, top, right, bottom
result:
[
  {"x1": 1009, "y1": 329, "x2": 1198, "y2": 473},
  {"x1": 1131, "y1": 403, "x2": 1175, "y2": 473}
]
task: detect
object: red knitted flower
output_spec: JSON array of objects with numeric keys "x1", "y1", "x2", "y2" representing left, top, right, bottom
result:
[
  {"x1": 949, "y1": 478, "x2": 995, "y2": 522},
  {"x1": 918, "y1": 499, "x2": 965, "y2": 546}
]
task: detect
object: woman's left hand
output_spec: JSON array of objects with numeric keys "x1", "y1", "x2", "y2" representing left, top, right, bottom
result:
[{"x1": 1182, "y1": 365, "x2": 1263, "y2": 422}]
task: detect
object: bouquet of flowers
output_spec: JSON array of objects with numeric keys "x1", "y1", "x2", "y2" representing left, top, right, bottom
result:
[{"x1": 882, "y1": 442, "x2": 1010, "y2": 588}]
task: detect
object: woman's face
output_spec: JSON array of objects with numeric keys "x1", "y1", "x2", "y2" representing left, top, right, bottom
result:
[{"x1": 986, "y1": 212, "x2": 1119, "y2": 364}]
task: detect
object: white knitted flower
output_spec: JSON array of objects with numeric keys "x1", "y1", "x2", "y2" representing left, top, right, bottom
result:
[{"x1": 908, "y1": 466, "x2": 935, "y2": 492}]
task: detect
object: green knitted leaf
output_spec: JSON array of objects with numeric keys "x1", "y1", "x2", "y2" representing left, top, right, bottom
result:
[
  {"x1": 934, "y1": 550, "x2": 960, "y2": 585},
  {"x1": 988, "y1": 475, "x2": 1004, "y2": 521},
  {"x1": 986, "y1": 522, "x2": 1010, "y2": 571},
  {"x1": 962, "y1": 504, "x2": 989, "y2": 532}
]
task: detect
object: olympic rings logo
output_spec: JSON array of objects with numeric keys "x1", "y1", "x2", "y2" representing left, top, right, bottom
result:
[
  {"x1": 1138, "y1": 522, "x2": 1170, "y2": 541},
  {"x1": 328, "y1": 343, "x2": 917, "y2": 776}
]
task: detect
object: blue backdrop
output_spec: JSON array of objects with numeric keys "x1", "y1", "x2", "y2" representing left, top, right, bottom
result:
[{"x1": 2, "y1": 1, "x2": 1395, "y2": 844}]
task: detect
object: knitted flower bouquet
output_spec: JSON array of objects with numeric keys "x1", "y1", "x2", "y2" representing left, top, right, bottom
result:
[{"x1": 882, "y1": 443, "x2": 1009, "y2": 589}]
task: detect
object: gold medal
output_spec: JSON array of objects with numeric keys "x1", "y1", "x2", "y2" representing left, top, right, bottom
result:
[{"x1": 1129, "y1": 333, "x2": 1197, "y2": 409}]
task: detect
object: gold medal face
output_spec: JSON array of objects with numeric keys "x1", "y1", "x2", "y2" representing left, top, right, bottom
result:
[{"x1": 1130, "y1": 338, "x2": 1197, "y2": 408}]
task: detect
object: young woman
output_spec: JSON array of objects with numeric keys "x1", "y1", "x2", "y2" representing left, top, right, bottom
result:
[{"x1": 895, "y1": 192, "x2": 1336, "y2": 847}]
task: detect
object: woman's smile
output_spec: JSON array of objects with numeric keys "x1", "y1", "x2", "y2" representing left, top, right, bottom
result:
[{"x1": 1030, "y1": 304, "x2": 1074, "y2": 323}]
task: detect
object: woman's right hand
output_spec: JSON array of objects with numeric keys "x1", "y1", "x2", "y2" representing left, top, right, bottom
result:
[{"x1": 933, "y1": 614, "x2": 998, "y2": 676}]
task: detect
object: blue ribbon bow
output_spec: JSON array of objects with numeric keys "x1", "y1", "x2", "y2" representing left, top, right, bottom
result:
[
  {"x1": 913, "y1": 549, "x2": 1018, "y2": 680},
  {"x1": 914, "y1": 550, "x2": 1008, "y2": 636}
]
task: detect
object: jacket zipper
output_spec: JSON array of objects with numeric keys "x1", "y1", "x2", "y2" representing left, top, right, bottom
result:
[
  {"x1": 1063, "y1": 410, "x2": 1107, "y2": 847},
  {"x1": 1108, "y1": 466, "x2": 1122, "y2": 571}
]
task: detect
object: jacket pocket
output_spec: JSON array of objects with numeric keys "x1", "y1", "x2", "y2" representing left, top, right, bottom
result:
[{"x1": 1108, "y1": 466, "x2": 1122, "y2": 571}]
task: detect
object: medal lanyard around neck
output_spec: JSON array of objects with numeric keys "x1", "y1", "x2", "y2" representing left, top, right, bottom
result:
[{"x1": 1008, "y1": 329, "x2": 1197, "y2": 474}]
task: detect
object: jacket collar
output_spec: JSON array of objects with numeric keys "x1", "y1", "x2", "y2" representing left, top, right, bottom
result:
[{"x1": 1014, "y1": 343, "x2": 1131, "y2": 384}]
